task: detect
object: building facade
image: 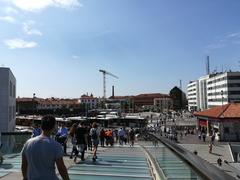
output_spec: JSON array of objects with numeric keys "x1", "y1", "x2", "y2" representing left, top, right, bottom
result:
[
  {"x1": 188, "y1": 71, "x2": 240, "y2": 111},
  {"x1": 80, "y1": 94, "x2": 98, "y2": 109},
  {"x1": 194, "y1": 103, "x2": 240, "y2": 141},
  {"x1": 187, "y1": 81, "x2": 199, "y2": 111},
  {"x1": 0, "y1": 68, "x2": 16, "y2": 133},
  {"x1": 207, "y1": 72, "x2": 240, "y2": 108}
]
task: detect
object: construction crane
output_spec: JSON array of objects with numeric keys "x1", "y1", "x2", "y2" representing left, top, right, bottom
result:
[{"x1": 99, "y1": 69, "x2": 118, "y2": 100}]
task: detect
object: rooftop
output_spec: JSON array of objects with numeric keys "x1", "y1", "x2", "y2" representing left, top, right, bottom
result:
[{"x1": 194, "y1": 103, "x2": 240, "y2": 119}]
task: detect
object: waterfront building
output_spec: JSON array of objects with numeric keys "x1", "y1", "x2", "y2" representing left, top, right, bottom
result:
[
  {"x1": 80, "y1": 94, "x2": 98, "y2": 109},
  {"x1": 132, "y1": 93, "x2": 171, "y2": 112},
  {"x1": 207, "y1": 72, "x2": 240, "y2": 108},
  {"x1": 187, "y1": 81, "x2": 199, "y2": 111},
  {"x1": 194, "y1": 103, "x2": 240, "y2": 141},
  {"x1": 188, "y1": 71, "x2": 240, "y2": 111},
  {"x1": 0, "y1": 67, "x2": 16, "y2": 132}
]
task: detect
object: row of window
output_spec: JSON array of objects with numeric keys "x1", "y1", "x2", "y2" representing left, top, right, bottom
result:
[
  {"x1": 188, "y1": 93, "x2": 197, "y2": 96},
  {"x1": 228, "y1": 76, "x2": 240, "y2": 80},
  {"x1": 188, "y1": 88, "x2": 197, "y2": 92},
  {"x1": 207, "y1": 91, "x2": 227, "y2": 96},
  {"x1": 208, "y1": 98, "x2": 228, "y2": 102},
  {"x1": 208, "y1": 84, "x2": 227, "y2": 90},
  {"x1": 188, "y1": 84, "x2": 196, "y2": 89},
  {"x1": 207, "y1": 76, "x2": 227, "y2": 85}
]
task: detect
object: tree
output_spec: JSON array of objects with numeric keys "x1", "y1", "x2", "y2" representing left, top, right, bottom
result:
[{"x1": 169, "y1": 86, "x2": 187, "y2": 111}]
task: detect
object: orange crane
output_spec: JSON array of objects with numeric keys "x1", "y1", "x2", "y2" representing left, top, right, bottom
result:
[{"x1": 99, "y1": 69, "x2": 118, "y2": 100}]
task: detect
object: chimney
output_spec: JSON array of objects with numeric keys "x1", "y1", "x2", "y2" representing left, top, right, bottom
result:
[{"x1": 112, "y1": 86, "x2": 115, "y2": 99}]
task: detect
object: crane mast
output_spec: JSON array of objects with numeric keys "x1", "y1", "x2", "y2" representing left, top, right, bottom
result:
[{"x1": 99, "y1": 69, "x2": 118, "y2": 100}]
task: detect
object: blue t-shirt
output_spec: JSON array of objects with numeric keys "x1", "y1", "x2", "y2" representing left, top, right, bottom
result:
[{"x1": 22, "y1": 135, "x2": 63, "y2": 180}]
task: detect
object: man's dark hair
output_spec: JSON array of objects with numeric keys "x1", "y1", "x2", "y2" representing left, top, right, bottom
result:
[{"x1": 41, "y1": 115, "x2": 56, "y2": 131}]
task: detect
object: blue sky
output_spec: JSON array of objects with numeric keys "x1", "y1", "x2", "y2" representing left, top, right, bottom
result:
[{"x1": 1, "y1": 0, "x2": 240, "y2": 98}]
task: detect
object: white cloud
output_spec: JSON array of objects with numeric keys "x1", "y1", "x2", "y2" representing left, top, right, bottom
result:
[
  {"x1": 23, "y1": 20, "x2": 42, "y2": 36},
  {"x1": 205, "y1": 43, "x2": 226, "y2": 51},
  {"x1": 72, "y1": 55, "x2": 80, "y2": 59},
  {"x1": 0, "y1": 16, "x2": 15, "y2": 23},
  {"x1": 4, "y1": 38, "x2": 37, "y2": 49},
  {"x1": 226, "y1": 32, "x2": 240, "y2": 38},
  {"x1": 10, "y1": 0, "x2": 82, "y2": 12},
  {"x1": 5, "y1": 6, "x2": 18, "y2": 14}
]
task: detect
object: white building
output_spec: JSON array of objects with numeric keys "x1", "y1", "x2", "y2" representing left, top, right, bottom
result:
[
  {"x1": 187, "y1": 81, "x2": 199, "y2": 111},
  {"x1": 0, "y1": 68, "x2": 16, "y2": 132},
  {"x1": 80, "y1": 94, "x2": 98, "y2": 109},
  {"x1": 188, "y1": 71, "x2": 240, "y2": 111},
  {"x1": 199, "y1": 75, "x2": 209, "y2": 110},
  {"x1": 207, "y1": 72, "x2": 240, "y2": 108}
]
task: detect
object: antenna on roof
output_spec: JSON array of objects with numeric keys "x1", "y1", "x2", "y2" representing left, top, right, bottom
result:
[{"x1": 206, "y1": 56, "x2": 210, "y2": 75}]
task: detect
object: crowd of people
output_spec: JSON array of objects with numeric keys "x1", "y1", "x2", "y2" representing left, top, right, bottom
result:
[{"x1": 22, "y1": 115, "x2": 137, "y2": 180}]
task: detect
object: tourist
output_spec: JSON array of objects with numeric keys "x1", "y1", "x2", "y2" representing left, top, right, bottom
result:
[
  {"x1": 99, "y1": 128, "x2": 105, "y2": 147},
  {"x1": 89, "y1": 122, "x2": 99, "y2": 161},
  {"x1": 69, "y1": 123, "x2": 78, "y2": 159},
  {"x1": 118, "y1": 128, "x2": 126, "y2": 145},
  {"x1": 129, "y1": 127, "x2": 135, "y2": 147},
  {"x1": 21, "y1": 115, "x2": 70, "y2": 180},
  {"x1": 75, "y1": 122, "x2": 88, "y2": 162},
  {"x1": 32, "y1": 123, "x2": 41, "y2": 138},
  {"x1": 87, "y1": 124, "x2": 92, "y2": 151},
  {"x1": 56, "y1": 123, "x2": 68, "y2": 154}
]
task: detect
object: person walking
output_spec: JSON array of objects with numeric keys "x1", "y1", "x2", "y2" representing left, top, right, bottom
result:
[
  {"x1": 69, "y1": 123, "x2": 78, "y2": 159},
  {"x1": 75, "y1": 122, "x2": 88, "y2": 162},
  {"x1": 129, "y1": 127, "x2": 135, "y2": 147},
  {"x1": 21, "y1": 115, "x2": 70, "y2": 180},
  {"x1": 56, "y1": 123, "x2": 68, "y2": 155},
  {"x1": 89, "y1": 122, "x2": 99, "y2": 161},
  {"x1": 99, "y1": 128, "x2": 105, "y2": 147}
]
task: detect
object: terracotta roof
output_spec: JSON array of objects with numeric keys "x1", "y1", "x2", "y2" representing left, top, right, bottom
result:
[
  {"x1": 136, "y1": 93, "x2": 169, "y2": 97},
  {"x1": 194, "y1": 103, "x2": 240, "y2": 119}
]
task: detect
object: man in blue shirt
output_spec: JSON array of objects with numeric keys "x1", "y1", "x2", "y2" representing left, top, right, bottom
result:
[{"x1": 56, "y1": 123, "x2": 68, "y2": 154}]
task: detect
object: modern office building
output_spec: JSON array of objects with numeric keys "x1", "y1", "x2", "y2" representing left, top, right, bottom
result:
[
  {"x1": 0, "y1": 67, "x2": 16, "y2": 132},
  {"x1": 188, "y1": 71, "x2": 240, "y2": 111},
  {"x1": 187, "y1": 81, "x2": 199, "y2": 111},
  {"x1": 207, "y1": 72, "x2": 240, "y2": 108}
]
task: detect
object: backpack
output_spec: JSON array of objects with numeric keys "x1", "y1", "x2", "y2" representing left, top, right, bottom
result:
[{"x1": 91, "y1": 129, "x2": 98, "y2": 140}]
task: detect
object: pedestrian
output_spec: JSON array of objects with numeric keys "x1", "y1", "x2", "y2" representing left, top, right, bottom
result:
[
  {"x1": 129, "y1": 127, "x2": 135, "y2": 147},
  {"x1": 56, "y1": 123, "x2": 68, "y2": 155},
  {"x1": 32, "y1": 123, "x2": 41, "y2": 138},
  {"x1": 21, "y1": 115, "x2": 70, "y2": 180},
  {"x1": 118, "y1": 128, "x2": 126, "y2": 145},
  {"x1": 69, "y1": 123, "x2": 78, "y2": 159},
  {"x1": 89, "y1": 122, "x2": 99, "y2": 161},
  {"x1": 202, "y1": 133, "x2": 206, "y2": 142},
  {"x1": 100, "y1": 128, "x2": 105, "y2": 147},
  {"x1": 87, "y1": 124, "x2": 92, "y2": 151},
  {"x1": 217, "y1": 158, "x2": 222, "y2": 167},
  {"x1": 75, "y1": 122, "x2": 88, "y2": 162},
  {"x1": 211, "y1": 133, "x2": 215, "y2": 145}
]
